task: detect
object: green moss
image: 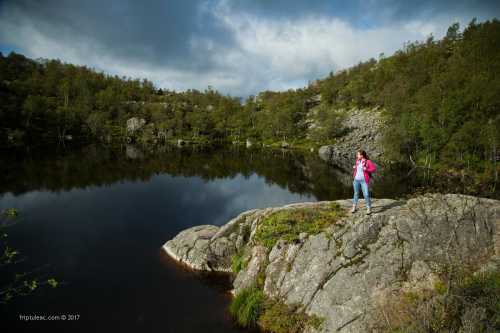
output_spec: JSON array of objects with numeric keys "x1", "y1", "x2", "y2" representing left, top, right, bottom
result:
[{"x1": 253, "y1": 202, "x2": 345, "y2": 249}]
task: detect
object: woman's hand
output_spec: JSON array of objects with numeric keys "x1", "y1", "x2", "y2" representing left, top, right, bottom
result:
[
  {"x1": 353, "y1": 165, "x2": 356, "y2": 169},
  {"x1": 363, "y1": 166, "x2": 367, "y2": 170}
]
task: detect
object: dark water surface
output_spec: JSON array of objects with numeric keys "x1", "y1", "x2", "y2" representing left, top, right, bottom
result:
[{"x1": 0, "y1": 144, "x2": 411, "y2": 332}]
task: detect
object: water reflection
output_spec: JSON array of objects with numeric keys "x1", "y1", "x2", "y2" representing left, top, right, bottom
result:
[
  {"x1": 0, "y1": 144, "x2": 411, "y2": 332},
  {"x1": 0, "y1": 144, "x2": 410, "y2": 199}
]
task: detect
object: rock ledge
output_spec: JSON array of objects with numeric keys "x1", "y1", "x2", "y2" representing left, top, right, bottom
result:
[{"x1": 162, "y1": 194, "x2": 500, "y2": 332}]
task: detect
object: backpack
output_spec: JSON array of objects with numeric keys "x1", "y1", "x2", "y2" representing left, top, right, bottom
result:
[{"x1": 366, "y1": 160, "x2": 378, "y2": 177}]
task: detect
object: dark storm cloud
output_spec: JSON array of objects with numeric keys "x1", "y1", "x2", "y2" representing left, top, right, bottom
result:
[
  {"x1": 0, "y1": 0, "x2": 498, "y2": 96},
  {"x1": 0, "y1": 0, "x2": 235, "y2": 71},
  {"x1": 226, "y1": 0, "x2": 500, "y2": 23},
  {"x1": 224, "y1": 0, "x2": 351, "y2": 19}
]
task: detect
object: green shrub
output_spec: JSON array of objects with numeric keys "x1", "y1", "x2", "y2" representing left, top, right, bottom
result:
[
  {"x1": 253, "y1": 202, "x2": 345, "y2": 249},
  {"x1": 229, "y1": 285, "x2": 265, "y2": 328}
]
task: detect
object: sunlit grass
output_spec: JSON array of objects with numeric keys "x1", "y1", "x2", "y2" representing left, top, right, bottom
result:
[{"x1": 253, "y1": 202, "x2": 345, "y2": 249}]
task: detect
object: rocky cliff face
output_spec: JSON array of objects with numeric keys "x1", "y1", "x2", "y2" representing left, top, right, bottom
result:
[
  {"x1": 317, "y1": 106, "x2": 386, "y2": 169},
  {"x1": 162, "y1": 194, "x2": 500, "y2": 332}
]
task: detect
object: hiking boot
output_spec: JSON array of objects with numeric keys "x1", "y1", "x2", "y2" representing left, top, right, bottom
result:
[
  {"x1": 351, "y1": 205, "x2": 356, "y2": 213},
  {"x1": 366, "y1": 207, "x2": 372, "y2": 215}
]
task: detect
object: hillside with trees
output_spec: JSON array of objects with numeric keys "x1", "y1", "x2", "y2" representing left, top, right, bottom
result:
[{"x1": 317, "y1": 19, "x2": 500, "y2": 178}]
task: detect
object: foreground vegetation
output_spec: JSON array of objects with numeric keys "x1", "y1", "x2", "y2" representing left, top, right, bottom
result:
[
  {"x1": 373, "y1": 266, "x2": 500, "y2": 332},
  {"x1": 0, "y1": 208, "x2": 58, "y2": 304},
  {"x1": 229, "y1": 283, "x2": 324, "y2": 333}
]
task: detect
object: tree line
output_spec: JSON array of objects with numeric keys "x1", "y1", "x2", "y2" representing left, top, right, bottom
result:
[{"x1": 0, "y1": 53, "x2": 316, "y2": 145}]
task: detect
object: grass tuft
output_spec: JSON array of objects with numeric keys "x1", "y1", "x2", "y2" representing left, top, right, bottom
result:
[
  {"x1": 229, "y1": 284, "x2": 325, "y2": 332},
  {"x1": 229, "y1": 285, "x2": 265, "y2": 328},
  {"x1": 231, "y1": 248, "x2": 250, "y2": 273},
  {"x1": 253, "y1": 202, "x2": 345, "y2": 249}
]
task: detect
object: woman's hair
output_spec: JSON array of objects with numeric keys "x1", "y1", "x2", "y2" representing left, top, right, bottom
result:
[{"x1": 357, "y1": 150, "x2": 369, "y2": 160}]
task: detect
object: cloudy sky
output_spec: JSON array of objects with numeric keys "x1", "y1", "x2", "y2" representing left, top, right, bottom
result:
[{"x1": 0, "y1": 0, "x2": 498, "y2": 97}]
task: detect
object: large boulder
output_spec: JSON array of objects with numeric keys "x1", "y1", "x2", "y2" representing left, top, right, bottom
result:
[
  {"x1": 163, "y1": 194, "x2": 500, "y2": 332},
  {"x1": 318, "y1": 145, "x2": 351, "y2": 169},
  {"x1": 126, "y1": 117, "x2": 146, "y2": 134}
]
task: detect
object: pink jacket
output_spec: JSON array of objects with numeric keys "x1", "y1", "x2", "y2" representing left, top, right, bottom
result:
[{"x1": 352, "y1": 158, "x2": 377, "y2": 185}]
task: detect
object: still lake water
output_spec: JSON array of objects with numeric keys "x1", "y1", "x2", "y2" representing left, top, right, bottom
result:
[{"x1": 0, "y1": 144, "x2": 411, "y2": 332}]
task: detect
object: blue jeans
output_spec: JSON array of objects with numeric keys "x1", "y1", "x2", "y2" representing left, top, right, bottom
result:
[{"x1": 353, "y1": 179, "x2": 371, "y2": 208}]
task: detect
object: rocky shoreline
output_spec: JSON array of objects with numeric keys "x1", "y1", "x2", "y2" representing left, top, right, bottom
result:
[{"x1": 162, "y1": 193, "x2": 500, "y2": 332}]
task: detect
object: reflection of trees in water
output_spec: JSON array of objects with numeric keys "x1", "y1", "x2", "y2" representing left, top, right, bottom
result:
[{"x1": 0, "y1": 144, "x2": 412, "y2": 200}]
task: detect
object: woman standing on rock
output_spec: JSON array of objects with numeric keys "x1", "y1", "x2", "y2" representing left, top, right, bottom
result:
[{"x1": 351, "y1": 150, "x2": 376, "y2": 214}]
